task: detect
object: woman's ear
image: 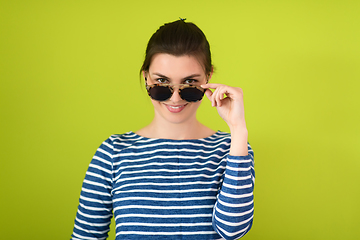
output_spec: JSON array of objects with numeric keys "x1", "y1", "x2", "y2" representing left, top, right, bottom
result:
[
  {"x1": 142, "y1": 71, "x2": 147, "y2": 81},
  {"x1": 207, "y1": 66, "x2": 214, "y2": 83}
]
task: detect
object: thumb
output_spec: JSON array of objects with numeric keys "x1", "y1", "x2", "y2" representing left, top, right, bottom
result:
[{"x1": 204, "y1": 89, "x2": 213, "y2": 100}]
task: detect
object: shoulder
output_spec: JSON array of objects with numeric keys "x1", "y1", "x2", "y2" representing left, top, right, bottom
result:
[
  {"x1": 213, "y1": 131, "x2": 231, "y2": 139},
  {"x1": 193, "y1": 131, "x2": 232, "y2": 151},
  {"x1": 102, "y1": 131, "x2": 144, "y2": 152},
  {"x1": 205, "y1": 131, "x2": 231, "y2": 143}
]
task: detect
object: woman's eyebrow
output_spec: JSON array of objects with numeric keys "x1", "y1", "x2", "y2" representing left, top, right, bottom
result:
[
  {"x1": 182, "y1": 74, "x2": 202, "y2": 80},
  {"x1": 153, "y1": 73, "x2": 169, "y2": 79},
  {"x1": 152, "y1": 73, "x2": 202, "y2": 80}
]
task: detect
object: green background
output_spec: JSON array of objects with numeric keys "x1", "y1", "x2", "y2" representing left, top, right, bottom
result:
[{"x1": 1, "y1": 0, "x2": 359, "y2": 239}]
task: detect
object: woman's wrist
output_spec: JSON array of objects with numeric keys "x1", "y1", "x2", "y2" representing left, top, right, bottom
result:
[{"x1": 229, "y1": 126, "x2": 248, "y2": 156}]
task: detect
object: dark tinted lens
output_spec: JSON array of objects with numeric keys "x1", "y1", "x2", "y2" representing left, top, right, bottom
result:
[
  {"x1": 180, "y1": 87, "x2": 204, "y2": 102},
  {"x1": 148, "y1": 86, "x2": 172, "y2": 101}
]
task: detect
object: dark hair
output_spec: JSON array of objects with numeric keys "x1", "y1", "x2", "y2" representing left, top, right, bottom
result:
[{"x1": 141, "y1": 20, "x2": 212, "y2": 76}]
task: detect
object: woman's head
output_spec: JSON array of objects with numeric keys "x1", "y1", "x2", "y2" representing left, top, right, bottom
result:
[{"x1": 141, "y1": 19, "x2": 212, "y2": 77}]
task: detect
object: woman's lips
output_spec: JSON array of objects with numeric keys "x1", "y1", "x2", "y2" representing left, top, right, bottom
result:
[{"x1": 164, "y1": 103, "x2": 188, "y2": 113}]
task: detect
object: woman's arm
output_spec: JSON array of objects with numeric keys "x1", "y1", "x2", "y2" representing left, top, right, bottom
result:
[
  {"x1": 212, "y1": 148, "x2": 255, "y2": 239},
  {"x1": 202, "y1": 83, "x2": 255, "y2": 239},
  {"x1": 71, "y1": 138, "x2": 114, "y2": 240}
]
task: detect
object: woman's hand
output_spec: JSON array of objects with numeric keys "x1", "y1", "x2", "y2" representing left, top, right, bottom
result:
[
  {"x1": 201, "y1": 83, "x2": 249, "y2": 156},
  {"x1": 201, "y1": 83, "x2": 247, "y2": 130}
]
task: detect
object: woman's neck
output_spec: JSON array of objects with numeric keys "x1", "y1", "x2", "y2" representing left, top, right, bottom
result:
[{"x1": 136, "y1": 117, "x2": 215, "y2": 140}]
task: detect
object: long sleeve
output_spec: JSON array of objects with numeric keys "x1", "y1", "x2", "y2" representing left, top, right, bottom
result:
[
  {"x1": 213, "y1": 144, "x2": 255, "y2": 240},
  {"x1": 71, "y1": 138, "x2": 114, "y2": 240},
  {"x1": 71, "y1": 131, "x2": 254, "y2": 239}
]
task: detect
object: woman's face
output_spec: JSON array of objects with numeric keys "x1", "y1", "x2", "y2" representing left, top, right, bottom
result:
[{"x1": 145, "y1": 53, "x2": 211, "y2": 125}]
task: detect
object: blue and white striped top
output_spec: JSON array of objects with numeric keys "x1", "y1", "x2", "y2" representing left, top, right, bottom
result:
[{"x1": 71, "y1": 131, "x2": 255, "y2": 240}]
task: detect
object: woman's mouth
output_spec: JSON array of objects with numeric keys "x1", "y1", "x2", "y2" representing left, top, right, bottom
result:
[{"x1": 164, "y1": 104, "x2": 188, "y2": 113}]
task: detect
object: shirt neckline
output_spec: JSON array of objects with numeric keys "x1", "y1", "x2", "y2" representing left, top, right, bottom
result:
[{"x1": 128, "y1": 130, "x2": 226, "y2": 142}]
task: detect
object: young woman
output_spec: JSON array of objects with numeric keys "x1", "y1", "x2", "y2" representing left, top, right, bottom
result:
[{"x1": 71, "y1": 19, "x2": 255, "y2": 240}]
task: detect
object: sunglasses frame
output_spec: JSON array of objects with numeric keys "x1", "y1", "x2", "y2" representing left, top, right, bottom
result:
[{"x1": 145, "y1": 83, "x2": 206, "y2": 102}]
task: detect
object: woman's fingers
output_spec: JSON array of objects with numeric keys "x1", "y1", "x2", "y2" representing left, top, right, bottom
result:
[
  {"x1": 203, "y1": 89, "x2": 217, "y2": 107},
  {"x1": 201, "y1": 83, "x2": 222, "y2": 89},
  {"x1": 202, "y1": 83, "x2": 242, "y2": 107},
  {"x1": 213, "y1": 87, "x2": 223, "y2": 107},
  {"x1": 204, "y1": 88, "x2": 212, "y2": 98},
  {"x1": 201, "y1": 83, "x2": 246, "y2": 128},
  {"x1": 202, "y1": 84, "x2": 224, "y2": 107}
]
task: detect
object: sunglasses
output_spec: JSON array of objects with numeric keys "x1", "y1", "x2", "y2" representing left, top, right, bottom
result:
[{"x1": 146, "y1": 83, "x2": 206, "y2": 102}]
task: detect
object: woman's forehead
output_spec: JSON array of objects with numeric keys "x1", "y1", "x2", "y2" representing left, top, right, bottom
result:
[{"x1": 149, "y1": 53, "x2": 205, "y2": 77}]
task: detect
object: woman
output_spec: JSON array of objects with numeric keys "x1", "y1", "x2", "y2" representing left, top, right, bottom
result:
[{"x1": 71, "y1": 19, "x2": 254, "y2": 240}]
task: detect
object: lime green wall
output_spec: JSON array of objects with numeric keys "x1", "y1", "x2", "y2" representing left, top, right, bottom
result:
[{"x1": 1, "y1": 0, "x2": 359, "y2": 239}]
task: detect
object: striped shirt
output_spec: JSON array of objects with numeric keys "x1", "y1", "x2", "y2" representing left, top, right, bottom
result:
[{"x1": 71, "y1": 131, "x2": 255, "y2": 240}]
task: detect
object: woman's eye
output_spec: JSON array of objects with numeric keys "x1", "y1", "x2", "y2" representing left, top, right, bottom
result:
[
  {"x1": 184, "y1": 79, "x2": 197, "y2": 84},
  {"x1": 157, "y1": 78, "x2": 168, "y2": 84}
]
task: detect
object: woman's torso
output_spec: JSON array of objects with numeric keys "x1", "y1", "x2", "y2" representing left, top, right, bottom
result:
[{"x1": 110, "y1": 131, "x2": 231, "y2": 240}]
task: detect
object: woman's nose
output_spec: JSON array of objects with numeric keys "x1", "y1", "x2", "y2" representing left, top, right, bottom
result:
[{"x1": 169, "y1": 87, "x2": 182, "y2": 102}]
